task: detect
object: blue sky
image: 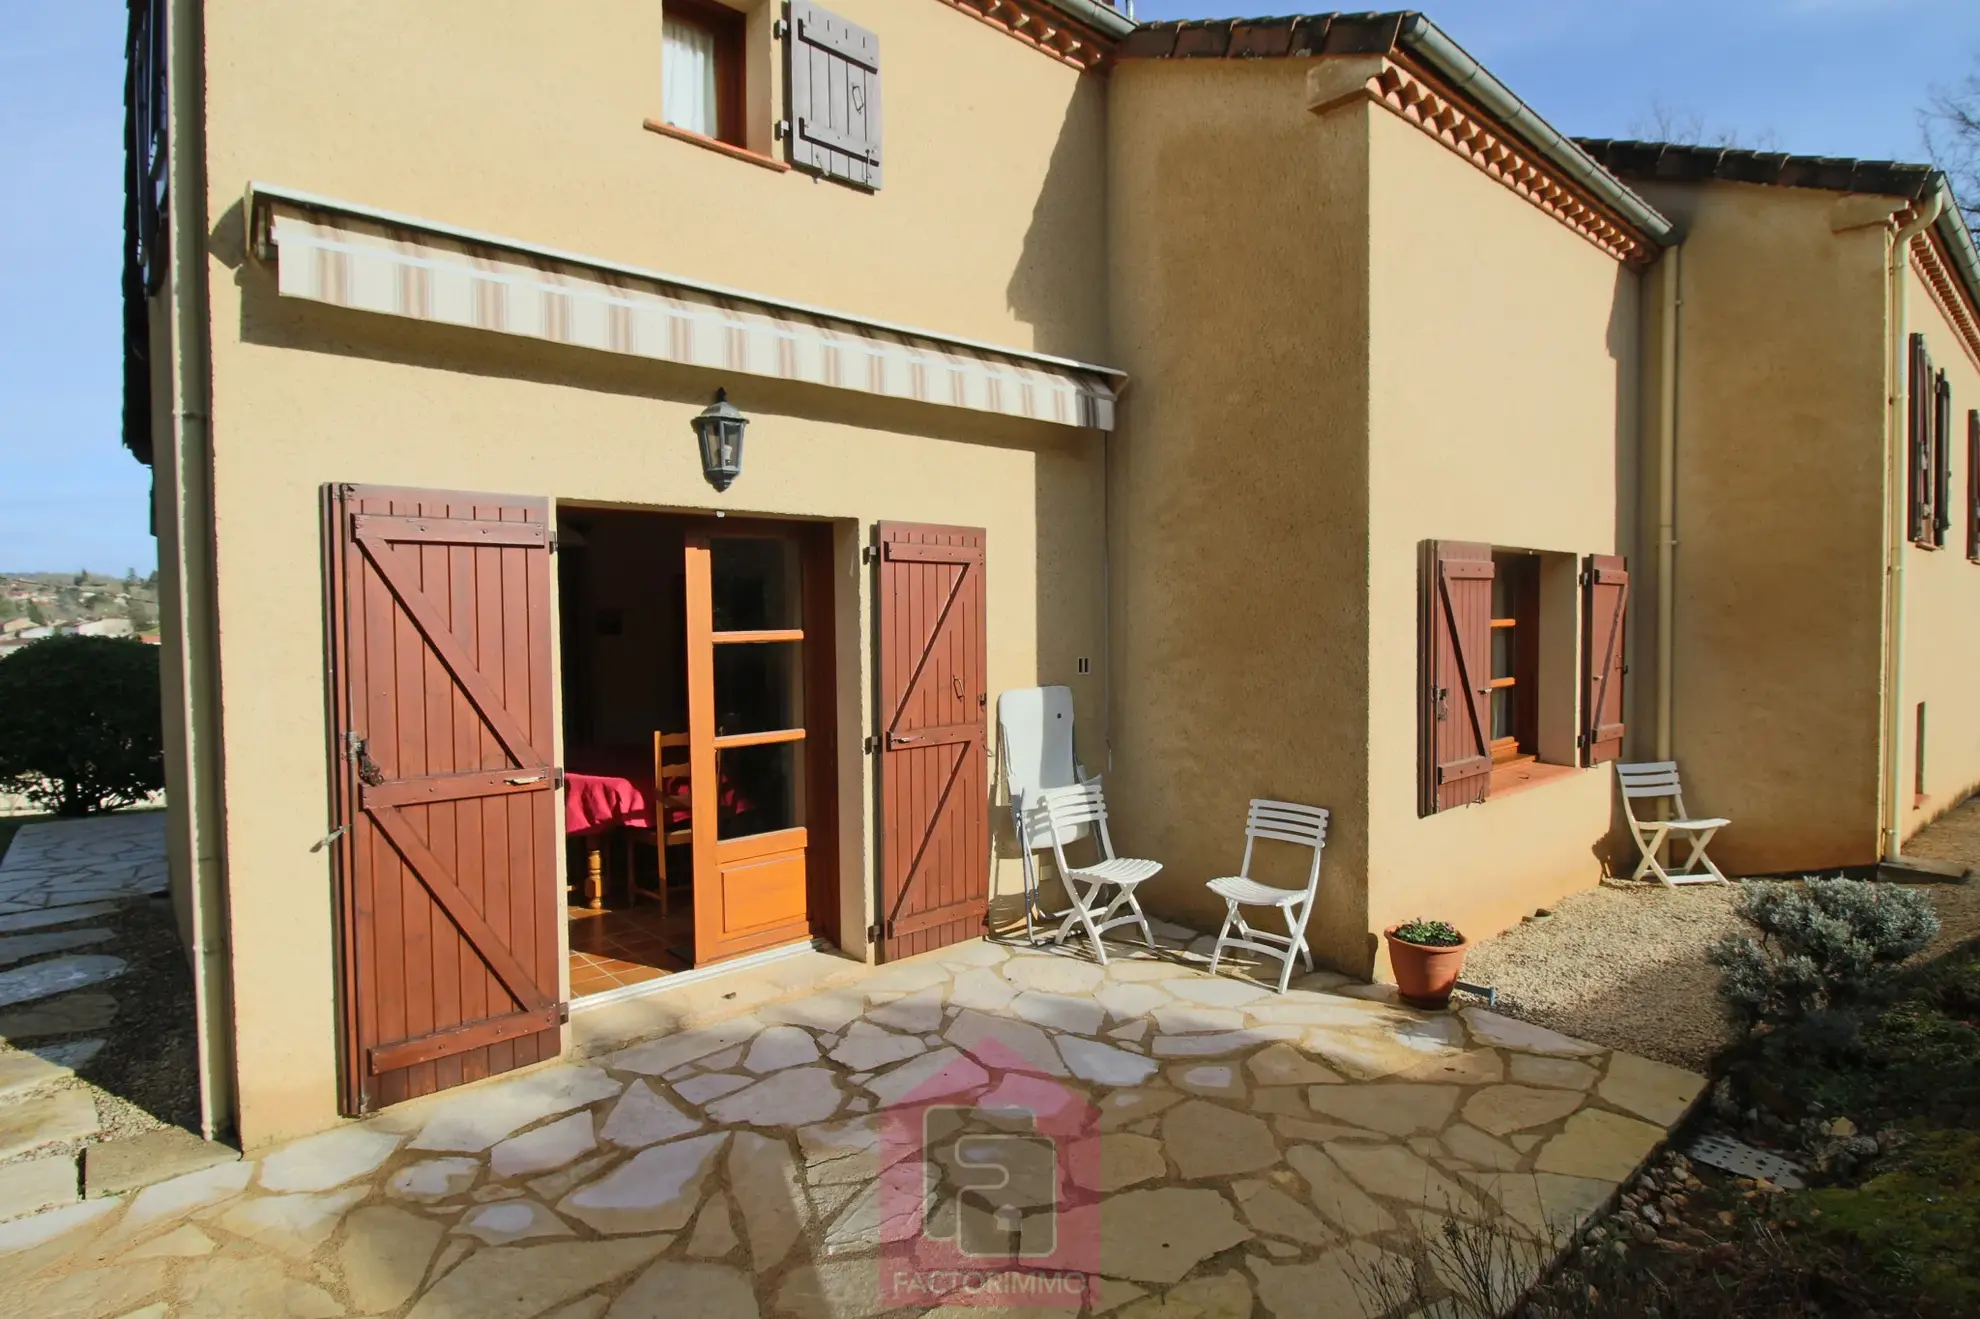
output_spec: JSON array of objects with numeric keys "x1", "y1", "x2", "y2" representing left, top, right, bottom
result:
[{"x1": 2, "y1": 2, "x2": 1979, "y2": 573}]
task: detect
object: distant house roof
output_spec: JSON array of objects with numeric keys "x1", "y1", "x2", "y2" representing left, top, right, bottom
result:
[
  {"x1": 1576, "y1": 139, "x2": 1980, "y2": 339},
  {"x1": 1117, "y1": 11, "x2": 1673, "y2": 257},
  {"x1": 0, "y1": 618, "x2": 31, "y2": 634}
]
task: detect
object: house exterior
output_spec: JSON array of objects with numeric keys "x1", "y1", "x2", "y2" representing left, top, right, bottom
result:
[
  {"x1": 126, "y1": 0, "x2": 1980, "y2": 1149},
  {"x1": 1577, "y1": 142, "x2": 1980, "y2": 879}
]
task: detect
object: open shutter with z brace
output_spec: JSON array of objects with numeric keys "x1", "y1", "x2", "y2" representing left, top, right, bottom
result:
[
  {"x1": 786, "y1": 0, "x2": 882, "y2": 189},
  {"x1": 1581, "y1": 554, "x2": 1630, "y2": 766},
  {"x1": 325, "y1": 484, "x2": 562, "y2": 1114},
  {"x1": 1418, "y1": 541, "x2": 1494, "y2": 816},
  {"x1": 874, "y1": 523, "x2": 987, "y2": 960}
]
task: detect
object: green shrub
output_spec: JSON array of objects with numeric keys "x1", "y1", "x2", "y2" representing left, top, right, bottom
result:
[
  {"x1": 0, "y1": 635, "x2": 164, "y2": 816},
  {"x1": 1391, "y1": 918, "x2": 1464, "y2": 947},
  {"x1": 1712, "y1": 879, "x2": 1938, "y2": 1034}
]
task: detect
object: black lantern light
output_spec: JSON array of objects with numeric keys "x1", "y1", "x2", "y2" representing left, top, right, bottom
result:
[{"x1": 691, "y1": 388, "x2": 748, "y2": 492}]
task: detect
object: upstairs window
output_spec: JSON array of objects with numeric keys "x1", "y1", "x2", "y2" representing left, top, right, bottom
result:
[
  {"x1": 663, "y1": 0, "x2": 744, "y2": 147},
  {"x1": 1908, "y1": 334, "x2": 1951, "y2": 550},
  {"x1": 1968, "y1": 409, "x2": 1980, "y2": 562}
]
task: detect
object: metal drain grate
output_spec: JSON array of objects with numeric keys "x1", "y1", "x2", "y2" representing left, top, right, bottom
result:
[{"x1": 1688, "y1": 1132, "x2": 1806, "y2": 1189}]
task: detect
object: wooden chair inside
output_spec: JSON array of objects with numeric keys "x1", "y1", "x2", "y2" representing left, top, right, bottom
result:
[{"x1": 624, "y1": 731, "x2": 694, "y2": 913}]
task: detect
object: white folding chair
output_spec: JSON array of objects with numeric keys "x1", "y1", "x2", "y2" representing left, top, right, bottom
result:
[
  {"x1": 1206, "y1": 800, "x2": 1331, "y2": 994},
  {"x1": 1616, "y1": 761, "x2": 1730, "y2": 886},
  {"x1": 1034, "y1": 781, "x2": 1158, "y2": 965},
  {"x1": 997, "y1": 687, "x2": 1089, "y2": 945}
]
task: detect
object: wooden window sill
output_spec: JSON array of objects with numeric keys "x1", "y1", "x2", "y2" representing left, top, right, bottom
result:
[
  {"x1": 643, "y1": 119, "x2": 790, "y2": 173},
  {"x1": 1489, "y1": 758, "x2": 1580, "y2": 799}
]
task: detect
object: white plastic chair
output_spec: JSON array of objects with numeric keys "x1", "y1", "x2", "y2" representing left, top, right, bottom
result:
[
  {"x1": 1206, "y1": 799, "x2": 1331, "y2": 994},
  {"x1": 997, "y1": 687, "x2": 1089, "y2": 945},
  {"x1": 1617, "y1": 761, "x2": 1730, "y2": 886},
  {"x1": 1034, "y1": 781, "x2": 1158, "y2": 964}
]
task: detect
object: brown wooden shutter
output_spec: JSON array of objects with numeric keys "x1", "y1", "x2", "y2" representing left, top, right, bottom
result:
[
  {"x1": 1934, "y1": 370, "x2": 1953, "y2": 548},
  {"x1": 1909, "y1": 334, "x2": 1933, "y2": 546},
  {"x1": 785, "y1": 0, "x2": 882, "y2": 189},
  {"x1": 874, "y1": 522, "x2": 987, "y2": 960},
  {"x1": 1581, "y1": 554, "x2": 1629, "y2": 767},
  {"x1": 324, "y1": 485, "x2": 562, "y2": 1115},
  {"x1": 1418, "y1": 541, "x2": 1494, "y2": 816},
  {"x1": 1968, "y1": 409, "x2": 1980, "y2": 562}
]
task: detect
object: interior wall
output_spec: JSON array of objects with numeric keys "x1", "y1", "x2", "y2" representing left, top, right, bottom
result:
[
  {"x1": 559, "y1": 511, "x2": 688, "y2": 748},
  {"x1": 1363, "y1": 108, "x2": 1641, "y2": 970}
]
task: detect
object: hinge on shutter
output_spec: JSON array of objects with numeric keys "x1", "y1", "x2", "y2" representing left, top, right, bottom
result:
[
  {"x1": 548, "y1": 531, "x2": 559, "y2": 554},
  {"x1": 1575, "y1": 733, "x2": 1588, "y2": 748},
  {"x1": 862, "y1": 545, "x2": 879, "y2": 564},
  {"x1": 863, "y1": 735, "x2": 878, "y2": 754},
  {"x1": 558, "y1": 1002, "x2": 572, "y2": 1025},
  {"x1": 868, "y1": 920, "x2": 890, "y2": 942},
  {"x1": 554, "y1": 767, "x2": 565, "y2": 790}
]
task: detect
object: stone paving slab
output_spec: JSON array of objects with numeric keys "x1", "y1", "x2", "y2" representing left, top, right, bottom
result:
[
  {"x1": 0, "y1": 992, "x2": 117, "y2": 1041},
  {"x1": 0, "y1": 813, "x2": 169, "y2": 912},
  {"x1": 0, "y1": 931, "x2": 1703, "y2": 1318}
]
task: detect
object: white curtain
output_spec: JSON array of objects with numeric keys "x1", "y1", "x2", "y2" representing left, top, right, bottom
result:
[{"x1": 663, "y1": 16, "x2": 719, "y2": 138}]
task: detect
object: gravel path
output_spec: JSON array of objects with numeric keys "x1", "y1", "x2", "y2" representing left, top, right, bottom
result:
[{"x1": 1463, "y1": 797, "x2": 1980, "y2": 1073}]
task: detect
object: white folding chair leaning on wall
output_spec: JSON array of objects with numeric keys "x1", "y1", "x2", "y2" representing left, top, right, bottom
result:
[
  {"x1": 1205, "y1": 799, "x2": 1331, "y2": 994},
  {"x1": 1616, "y1": 761, "x2": 1731, "y2": 886},
  {"x1": 996, "y1": 686, "x2": 1090, "y2": 945},
  {"x1": 1033, "y1": 780, "x2": 1158, "y2": 964}
]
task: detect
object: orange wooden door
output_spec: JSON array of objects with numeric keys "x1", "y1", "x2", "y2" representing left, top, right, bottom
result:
[
  {"x1": 874, "y1": 522, "x2": 988, "y2": 962},
  {"x1": 325, "y1": 485, "x2": 563, "y2": 1115},
  {"x1": 684, "y1": 529, "x2": 816, "y2": 964}
]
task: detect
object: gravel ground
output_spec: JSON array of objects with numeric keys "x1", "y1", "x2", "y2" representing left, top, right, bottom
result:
[{"x1": 1462, "y1": 796, "x2": 1980, "y2": 1073}]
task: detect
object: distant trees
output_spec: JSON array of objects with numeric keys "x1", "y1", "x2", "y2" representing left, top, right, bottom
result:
[
  {"x1": 1923, "y1": 63, "x2": 1980, "y2": 235},
  {"x1": 0, "y1": 636, "x2": 164, "y2": 815}
]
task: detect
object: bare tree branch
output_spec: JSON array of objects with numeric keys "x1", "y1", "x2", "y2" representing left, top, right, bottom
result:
[
  {"x1": 1921, "y1": 60, "x2": 1980, "y2": 236},
  {"x1": 1629, "y1": 96, "x2": 1780, "y2": 152}
]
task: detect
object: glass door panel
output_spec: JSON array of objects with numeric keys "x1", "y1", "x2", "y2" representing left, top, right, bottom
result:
[
  {"x1": 712, "y1": 641, "x2": 803, "y2": 736},
  {"x1": 685, "y1": 528, "x2": 814, "y2": 966}
]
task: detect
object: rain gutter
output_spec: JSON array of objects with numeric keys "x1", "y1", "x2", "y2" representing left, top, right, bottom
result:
[
  {"x1": 1042, "y1": 0, "x2": 1135, "y2": 39},
  {"x1": 1395, "y1": 14, "x2": 1674, "y2": 248}
]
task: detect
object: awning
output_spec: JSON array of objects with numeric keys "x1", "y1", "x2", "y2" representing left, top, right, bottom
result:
[{"x1": 250, "y1": 184, "x2": 1119, "y2": 431}]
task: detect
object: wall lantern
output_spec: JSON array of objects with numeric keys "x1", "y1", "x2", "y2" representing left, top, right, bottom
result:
[{"x1": 691, "y1": 388, "x2": 749, "y2": 492}]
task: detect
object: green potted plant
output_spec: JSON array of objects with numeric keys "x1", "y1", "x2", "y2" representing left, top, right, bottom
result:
[{"x1": 1384, "y1": 917, "x2": 1468, "y2": 1008}]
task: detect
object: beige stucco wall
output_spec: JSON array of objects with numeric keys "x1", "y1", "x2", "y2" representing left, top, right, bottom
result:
[
  {"x1": 1631, "y1": 180, "x2": 1890, "y2": 874},
  {"x1": 1105, "y1": 60, "x2": 1375, "y2": 972},
  {"x1": 195, "y1": 0, "x2": 1112, "y2": 1148},
  {"x1": 202, "y1": 0, "x2": 1108, "y2": 363},
  {"x1": 1898, "y1": 261, "x2": 1980, "y2": 840},
  {"x1": 1362, "y1": 108, "x2": 1640, "y2": 966}
]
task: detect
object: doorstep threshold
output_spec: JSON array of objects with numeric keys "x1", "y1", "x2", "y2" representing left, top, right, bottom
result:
[{"x1": 569, "y1": 937, "x2": 828, "y2": 1012}]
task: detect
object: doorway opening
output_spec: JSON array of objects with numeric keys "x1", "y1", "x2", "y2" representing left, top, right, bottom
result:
[{"x1": 556, "y1": 507, "x2": 837, "y2": 1002}]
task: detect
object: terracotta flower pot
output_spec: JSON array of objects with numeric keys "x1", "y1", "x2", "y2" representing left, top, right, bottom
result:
[{"x1": 1384, "y1": 925, "x2": 1469, "y2": 1008}]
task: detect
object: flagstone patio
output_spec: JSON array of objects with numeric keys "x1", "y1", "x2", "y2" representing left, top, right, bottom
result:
[{"x1": 0, "y1": 928, "x2": 1703, "y2": 1319}]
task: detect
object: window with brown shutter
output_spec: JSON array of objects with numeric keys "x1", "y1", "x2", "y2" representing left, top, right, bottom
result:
[
  {"x1": 1968, "y1": 409, "x2": 1980, "y2": 562},
  {"x1": 785, "y1": 0, "x2": 881, "y2": 189},
  {"x1": 662, "y1": 0, "x2": 747, "y2": 149},
  {"x1": 1909, "y1": 334, "x2": 1935, "y2": 547},
  {"x1": 1418, "y1": 541, "x2": 1495, "y2": 816},
  {"x1": 1934, "y1": 371, "x2": 1953, "y2": 550},
  {"x1": 1581, "y1": 555, "x2": 1629, "y2": 766}
]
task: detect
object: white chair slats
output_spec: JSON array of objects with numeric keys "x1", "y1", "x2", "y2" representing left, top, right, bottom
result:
[
  {"x1": 1616, "y1": 761, "x2": 1731, "y2": 887},
  {"x1": 1034, "y1": 780, "x2": 1158, "y2": 965},
  {"x1": 1206, "y1": 799, "x2": 1331, "y2": 994}
]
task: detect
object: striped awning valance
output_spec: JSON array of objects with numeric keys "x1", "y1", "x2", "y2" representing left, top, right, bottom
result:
[{"x1": 252, "y1": 186, "x2": 1119, "y2": 430}]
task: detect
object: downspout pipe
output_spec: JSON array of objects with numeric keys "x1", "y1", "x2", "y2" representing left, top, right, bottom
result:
[
  {"x1": 1881, "y1": 192, "x2": 1944, "y2": 862},
  {"x1": 168, "y1": 0, "x2": 234, "y2": 1143},
  {"x1": 1655, "y1": 246, "x2": 1680, "y2": 763}
]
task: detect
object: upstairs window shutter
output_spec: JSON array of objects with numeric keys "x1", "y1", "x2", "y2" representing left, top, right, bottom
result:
[
  {"x1": 1419, "y1": 541, "x2": 1495, "y2": 816},
  {"x1": 1581, "y1": 554, "x2": 1630, "y2": 766},
  {"x1": 785, "y1": 1, "x2": 882, "y2": 190},
  {"x1": 1968, "y1": 409, "x2": 1980, "y2": 562},
  {"x1": 1909, "y1": 334, "x2": 1933, "y2": 546},
  {"x1": 1934, "y1": 370, "x2": 1953, "y2": 549}
]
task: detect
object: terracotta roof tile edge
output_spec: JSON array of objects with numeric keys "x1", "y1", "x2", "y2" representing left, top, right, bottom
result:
[{"x1": 1117, "y1": 11, "x2": 1673, "y2": 251}]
